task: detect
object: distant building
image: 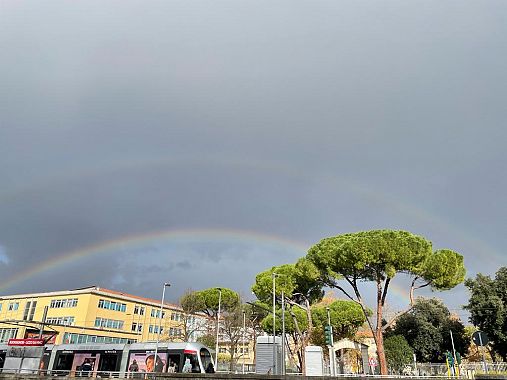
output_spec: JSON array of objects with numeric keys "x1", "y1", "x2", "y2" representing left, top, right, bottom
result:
[{"x1": 0, "y1": 286, "x2": 209, "y2": 345}]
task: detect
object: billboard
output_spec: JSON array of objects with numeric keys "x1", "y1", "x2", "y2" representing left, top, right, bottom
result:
[
  {"x1": 127, "y1": 352, "x2": 166, "y2": 373},
  {"x1": 25, "y1": 330, "x2": 57, "y2": 344}
]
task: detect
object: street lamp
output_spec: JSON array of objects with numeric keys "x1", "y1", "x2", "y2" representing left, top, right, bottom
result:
[
  {"x1": 326, "y1": 307, "x2": 335, "y2": 376},
  {"x1": 154, "y1": 282, "x2": 170, "y2": 372},
  {"x1": 272, "y1": 273, "x2": 278, "y2": 375},
  {"x1": 242, "y1": 310, "x2": 246, "y2": 374},
  {"x1": 281, "y1": 290, "x2": 285, "y2": 375},
  {"x1": 214, "y1": 288, "x2": 222, "y2": 370}
]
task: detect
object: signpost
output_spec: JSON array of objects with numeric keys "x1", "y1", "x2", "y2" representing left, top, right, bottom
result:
[
  {"x1": 472, "y1": 331, "x2": 489, "y2": 346},
  {"x1": 369, "y1": 357, "x2": 377, "y2": 374},
  {"x1": 472, "y1": 331, "x2": 489, "y2": 373}
]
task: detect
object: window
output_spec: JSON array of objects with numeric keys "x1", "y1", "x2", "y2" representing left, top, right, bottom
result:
[
  {"x1": 8, "y1": 302, "x2": 19, "y2": 311},
  {"x1": 23, "y1": 301, "x2": 31, "y2": 320},
  {"x1": 29, "y1": 301, "x2": 37, "y2": 320},
  {"x1": 98, "y1": 299, "x2": 127, "y2": 312},
  {"x1": 23, "y1": 301, "x2": 37, "y2": 321},
  {"x1": 46, "y1": 316, "x2": 75, "y2": 326},
  {"x1": 169, "y1": 327, "x2": 182, "y2": 337},
  {"x1": 131, "y1": 322, "x2": 143, "y2": 332},
  {"x1": 134, "y1": 305, "x2": 145, "y2": 315},
  {"x1": 0, "y1": 328, "x2": 18, "y2": 343},
  {"x1": 0, "y1": 304, "x2": 2, "y2": 312},
  {"x1": 94, "y1": 317, "x2": 124, "y2": 330},
  {"x1": 49, "y1": 298, "x2": 78, "y2": 308},
  {"x1": 171, "y1": 313, "x2": 182, "y2": 321},
  {"x1": 150, "y1": 309, "x2": 165, "y2": 318},
  {"x1": 63, "y1": 332, "x2": 134, "y2": 345},
  {"x1": 148, "y1": 325, "x2": 163, "y2": 334},
  {"x1": 200, "y1": 348, "x2": 213, "y2": 373}
]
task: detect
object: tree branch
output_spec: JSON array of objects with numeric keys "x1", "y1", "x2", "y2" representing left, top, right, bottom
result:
[
  {"x1": 381, "y1": 278, "x2": 391, "y2": 307},
  {"x1": 382, "y1": 305, "x2": 414, "y2": 332},
  {"x1": 326, "y1": 278, "x2": 360, "y2": 303},
  {"x1": 410, "y1": 277, "x2": 432, "y2": 305}
]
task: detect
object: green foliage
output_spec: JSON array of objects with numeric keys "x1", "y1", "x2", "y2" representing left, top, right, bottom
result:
[
  {"x1": 247, "y1": 300, "x2": 270, "y2": 321},
  {"x1": 251, "y1": 258, "x2": 324, "y2": 304},
  {"x1": 182, "y1": 287, "x2": 240, "y2": 317},
  {"x1": 384, "y1": 335, "x2": 414, "y2": 373},
  {"x1": 257, "y1": 298, "x2": 365, "y2": 343},
  {"x1": 307, "y1": 230, "x2": 434, "y2": 283},
  {"x1": 422, "y1": 249, "x2": 466, "y2": 290},
  {"x1": 261, "y1": 305, "x2": 308, "y2": 334},
  {"x1": 465, "y1": 267, "x2": 507, "y2": 361},
  {"x1": 180, "y1": 290, "x2": 206, "y2": 313},
  {"x1": 311, "y1": 300, "x2": 366, "y2": 339},
  {"x1": 387, "y1": 298, "x2": 467, "y2": 362},
  {"x1": 197, "y1": 333, "x2": 216, "y2": 348}
]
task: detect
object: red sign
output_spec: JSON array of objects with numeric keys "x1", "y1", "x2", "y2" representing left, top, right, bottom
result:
[
  {"x1": 369, "y1": 357, "x2": 377, "y2": 367},
  {"x1": 25, "y1": 331, "x2": 56, "y2": 344},
  {"x1": 8, "y1": 338, "x2": 45, "y2": 346}
]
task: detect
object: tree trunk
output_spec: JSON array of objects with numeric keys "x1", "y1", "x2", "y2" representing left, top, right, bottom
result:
[
  {"x1": 288, "y1": 307, "x2": 305, "y2": 373},
  {"x1": 376, "y1": 280, "x2": 388, "y2": 375},
  {"x1": 375, "y1": 328, "x2": 387, "y2": 374}
]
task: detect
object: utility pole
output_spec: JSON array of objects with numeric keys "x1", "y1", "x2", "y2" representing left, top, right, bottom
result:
[
  {"x1": 450, "y1": 330, "x2": 458, "y2": 376},
  {"x1": 281, "y1": 290, "x2": 285, "y2": 375},
  {"x1": 39, "y1": 306, "x2": 49, "y2": 338},
  {"x1": 326, "y1": 307, "x2": 335, "y2": 376},
  {"x1": 242, "y1": 310, "x2": 246, "y2": 374},
  {"x1": 478, "y1": 333, "x2": 487, "y2": 373},
  {"x1": 272, "y1": 273, "x2": 277, "y2": 375},
  {"x1": 215, "y1": 288, "x2": 222, "y2": 370},
  {"x1": 154, "y1": 283, "x2": 170, "y2": 372}
]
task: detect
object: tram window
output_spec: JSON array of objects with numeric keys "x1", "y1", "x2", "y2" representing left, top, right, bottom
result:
[
  {"x1": 98, "y1": 353, "x2": 119, "y2": 373},
  {"x1": 184, "y1": 353, "x2": 200, "y2": 373},
  {"x1": 200, "y1": 348, "x2": 213, "y2": 372},
  {"x1": 167, "y1": 354, "x2": 181, "y2": 373},
  {"x1": 55, "y1": 354, "x2": 74, "y2": 371}
]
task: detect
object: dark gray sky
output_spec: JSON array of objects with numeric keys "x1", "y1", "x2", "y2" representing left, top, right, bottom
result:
[{"x1": 1, "y1": 1, "x2": 506, "y2": 319}]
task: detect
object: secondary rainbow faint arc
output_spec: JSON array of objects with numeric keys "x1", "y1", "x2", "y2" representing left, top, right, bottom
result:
[
  {"x1": 0, "y1": 154, "x2": 502, "y2": 265},
  {"x1": 0, "y1": 228, "x2": 412, "y2": 304}
]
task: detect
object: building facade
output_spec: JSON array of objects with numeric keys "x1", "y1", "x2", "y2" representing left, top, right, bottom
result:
[{"x1": 0, "y1": 286, "x2": 208, "y2": 345}]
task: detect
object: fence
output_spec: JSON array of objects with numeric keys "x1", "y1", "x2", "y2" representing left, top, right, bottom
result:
[{"x1": 0, "y1": 363, "x2": 506, "y2": 379}]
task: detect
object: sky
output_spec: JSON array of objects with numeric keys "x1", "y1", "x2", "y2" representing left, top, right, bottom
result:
[{"x1": 0, "y1": 1, "x2": 506, "y2": 321}]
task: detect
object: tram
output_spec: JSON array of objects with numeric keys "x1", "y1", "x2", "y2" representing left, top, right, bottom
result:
[{"x1": 0, "y1": 341, "x2": 214, "y2": 376}]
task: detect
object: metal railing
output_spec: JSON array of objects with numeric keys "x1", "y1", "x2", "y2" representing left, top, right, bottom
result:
[{"x1": 1, "y1": 363, "x2": 506, "y2": 378}]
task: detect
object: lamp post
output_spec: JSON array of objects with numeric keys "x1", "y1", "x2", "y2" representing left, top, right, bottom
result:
[
  {"x1": 215, "y1": 288, "x2": 222, "y2": 370},
  {"x1": 281, "y1": 290, "x2": 285, "y2": 375},
  {"x1": 242, "y1": 310, "x2": 246, "y2": 374},
  {"x1": 272, "y1": 273, "x2": 277, "y2": 375},
  {"x1": 326, "y1": 307, "x2": 335, "y2": 376},
  {"x1": 154, "y1": 282, "x2": 170, "y2": 372}
]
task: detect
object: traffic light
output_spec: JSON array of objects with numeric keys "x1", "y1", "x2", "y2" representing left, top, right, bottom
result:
[
  {"x1": 445, "y1": 352, "x2": 454, "y2": 366},
  {"x1": 324, "y1": 325, "x2": 333, "y2": 346}
]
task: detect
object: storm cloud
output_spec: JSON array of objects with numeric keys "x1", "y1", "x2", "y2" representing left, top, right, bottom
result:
[{"x1": 1, "y1": 1, "x2": 506, "y2": 316}]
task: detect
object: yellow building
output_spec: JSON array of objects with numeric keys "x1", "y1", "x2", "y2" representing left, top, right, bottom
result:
[{"x1": 0, "y1": 286, "x2": 205, "y2": 345}]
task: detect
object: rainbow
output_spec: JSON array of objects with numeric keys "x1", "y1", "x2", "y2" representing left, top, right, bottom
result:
[
  {"x1": 0, "y1": 228, "x2": 412, "y2": 306},
  {"x1": 0, "y1": 228, "x2": 307, "y2": 293},
  {"x1": 1, "y1": 155, "x2": 497, "y2": 307},
  {"x1": 0, "y1": 154, "x2": 502, "y2": 267}
]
